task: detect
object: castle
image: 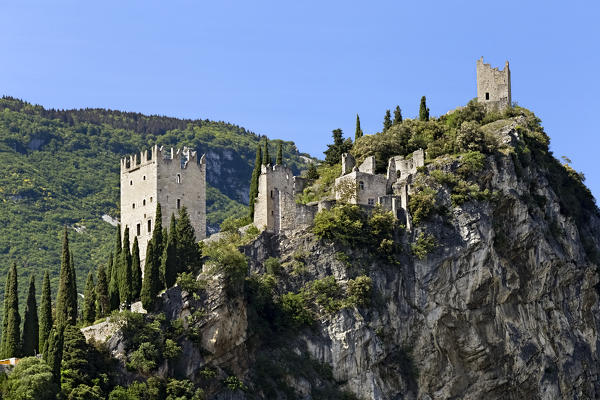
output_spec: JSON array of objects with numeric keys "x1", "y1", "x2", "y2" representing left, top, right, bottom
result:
[
  {"x1": 120, "y1": 145, "x2": 206, "y2": 265},
  {"x1": 476, "y1": 57, "x2": 511, "y2": 110}
]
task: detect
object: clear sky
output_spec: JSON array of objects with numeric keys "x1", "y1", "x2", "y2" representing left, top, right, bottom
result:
[{"x1": 1, "y1": 1, "x2": 599, "y2": 200}]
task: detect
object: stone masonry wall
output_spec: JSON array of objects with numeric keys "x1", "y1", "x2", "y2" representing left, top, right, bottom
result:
[{"x1": 476, "y1": 57, "x2": 511, "y2": 110}]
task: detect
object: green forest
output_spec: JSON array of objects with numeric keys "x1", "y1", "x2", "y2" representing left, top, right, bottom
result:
[{"x1": 0, "y1": 97, "x2": 311, "y2": 309}]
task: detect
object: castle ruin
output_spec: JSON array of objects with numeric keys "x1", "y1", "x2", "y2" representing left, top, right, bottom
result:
[
  {"x1": 476, "y1": 57, "x2": 511, "y2": 110},
  {"x1": 120, "y1": 145, "x2": 206, "y2": 265}
]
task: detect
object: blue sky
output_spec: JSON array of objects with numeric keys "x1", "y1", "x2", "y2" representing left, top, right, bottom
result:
[{"x1": 1, "y1": 1, "x2": 599, "y2": 200}]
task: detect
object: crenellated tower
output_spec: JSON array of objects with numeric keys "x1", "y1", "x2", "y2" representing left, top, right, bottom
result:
[
  {"x1": 120, "y1": 145, "x2": 206, "y2": 265},
  {"x1": 476, "y1": 57, "x2": 511, "y2": 110}
]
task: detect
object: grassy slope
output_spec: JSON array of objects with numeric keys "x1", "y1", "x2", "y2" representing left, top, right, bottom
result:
[{"x1": 0, "y1": 96, "x2": 311, "y2": 308}]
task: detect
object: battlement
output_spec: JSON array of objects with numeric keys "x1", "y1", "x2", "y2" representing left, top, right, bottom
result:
[
  {"x1": 120, "y1": 146, "x2": 205, "y2": 174},
  {"x1": 476, "y1": 57, "x2": 511, "y2": 110}
]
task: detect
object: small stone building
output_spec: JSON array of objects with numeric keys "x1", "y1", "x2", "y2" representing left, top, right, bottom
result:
[
  {"x1": 476, "y1": 57, "x2": 511, "y2": 110},
  {"x1": 120, "y1": 145, "x2": 206, "y2": 265}
]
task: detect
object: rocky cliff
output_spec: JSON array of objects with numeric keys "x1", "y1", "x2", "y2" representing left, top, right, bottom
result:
[{"x1": 99, "y1": 114, "x2": 600, "y2": 399}]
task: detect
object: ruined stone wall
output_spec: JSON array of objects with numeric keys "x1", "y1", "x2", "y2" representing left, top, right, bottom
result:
[
  {"x1": 253, "y1": 164, "x2": 296, "y2": 232},
  {"x1": 476, "y1": 57, "x2": 511, "y2": 110},
  {"x1": 335, "y1": 171, "x2": 388, "y2": 205}
]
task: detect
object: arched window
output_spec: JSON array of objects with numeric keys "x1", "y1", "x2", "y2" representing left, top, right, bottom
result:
[
  {"x1": 176, "y1": 174, "x2": 181, "y2": 184},
  {"x1": 359, "y1": 181, "x2": 364, "y2": 190}
]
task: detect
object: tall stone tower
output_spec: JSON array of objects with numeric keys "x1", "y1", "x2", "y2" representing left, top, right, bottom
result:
[
  {"x1": 476, "y1": 57, "x2": 511, "y2": 110},
  {"x1": 120, "y1": 145, "x2": 206, "y2": 265}
]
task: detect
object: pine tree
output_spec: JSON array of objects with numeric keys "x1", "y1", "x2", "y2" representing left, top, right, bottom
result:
[
  {"x1": 161, "y1": 214, "x2": 178, "y2": 289},
  {"x1": 151, "y1": 203, "x2": 164, "y2": 262},
  {"x1": 83, "y1": 271, "x2": 96, "y2": 325},
  {"x1": 419, "y1": 96, "x2": 430, "y2": 121},
  {"x1": 262, "y1": 137, "x2": 271, "y2": 165},
  {"x1": 306, "y1": 163, "x2": 319, "y2": 180},
  {"x1": 119, "y1": 227, "x2": 133, "y2": 305},
  {"x1": 276, "y1": 142, "x2": 283, "y2": 165},
  {"x1": 383, "y1": 110, "x2": 392, "y2": 131},
  {"x1": 39, "y1": 270, "x2": 52, "y2": 355},
  {"x1": 56, "y1": 227, "x2": 77, "y2": 326},
  {"x1": 95, "y1": 262, "x2": 109, "y2": 318},
  {"x1": 68, "y1": 252, "x2": 77, "y2": 323},
  {"x1": 355, "y1": 114, "x2": 363, "y2": 140},
  {"x1": 324, "y1": 129, "x2": 353, "y2": 166},
  {"x1": 21, "y1": 275, "x2": 39, "y2": 356},
  {"x1": 176, "y1": 207, "x2": 200, "y2": 273},
  {"x1": 43, "y1": 326, "x2": 64, "y2": 387},
  {"x1": 141, "y1": 241, "x2": 160, "y2": 311},
  {"x1": 131, "y1": 236, "x2": 142, "y2": 300},
  {"x1": 249, "y1": 145, "x2": 262, "y2": 218},
  {"x1": 1, "y1": 263, "x2": 20, "y2": 358},
  {"x1": 393, "y1": 106, "x2": 403, "y2": 125}
]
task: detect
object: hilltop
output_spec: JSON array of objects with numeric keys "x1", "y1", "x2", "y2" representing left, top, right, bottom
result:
[{"x1": 0, "y1": 96, "x2": 312, "y2": 305}]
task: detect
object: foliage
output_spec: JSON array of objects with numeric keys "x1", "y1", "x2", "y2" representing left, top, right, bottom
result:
[
  {"x1": 419, "y1": 96, "x2": 430, "y2": 121},
  {"x1": 383, "y1": 110, "x2": 392, "y2": 131},
  {"x1": 127, "y1": 342, "x2": 159, "y2": 374},
  {"x1": 263, "y1": 257, "x2": 282, "y2": 276},
  {"x1": 223, "y1": 375, "x2": 247, "y2": 391},
  {"x1": 411, "y1": 233, "x2": 436, "y2": 260},
  {"x1": 219, "y1": 215, "x2": 251, "y2": 234},
  {"x1": 56, "y1": 228, "x2": 77, "y2": 326},
  {"x1": 408, "y1": 186, "x2": 437, "y2": 225},
  {"x1": 176, "y1": 272, "x2": 206, "y2": 295},
  {"x1": 324, "y1": 129, "x2": 352, "y2": 166},
  {"x1": 161, "y1": 215, "x2": 178, "y2": 289},
  {"x1": 21, "y1": 275, "x2": 39, "y2": 356},
  {"x1": 43, "y1": 326, "x2": 64, "y2": 386},
  {"x1": 203, "y1": 240, "x2": 248, "y2": 297},
  {"x1": 393, "y1": 105, "x2": 403, "y2": 125},
  {"x1": 175, "y1": 207, "x2": 201, "y2": 273},
  {"x1": 354, "y1": 114, "x2": 363, "y2": 140},
  {"x1": 280, "y1": 292, "x2": 314, "y2": 328},
  {"x1": 130, "y1": 237, "x2": 142, "y2": 300},
  {"x1": 313, "y1": 204, "x2": 364, "y2": 246},
  {"x1": 347, "y1": 276, "x2": 372, "y2": 306},
  {"x1": 119, "y1": 227, "x2": 133, "y2": 305},
  {"x1": 141, "y1": 241, "x2": 160, "y2": 311},
  {"x1": 83, "y1": 271, "x2": 96, "y2": 325},
  {"x1": 249, "y1": 145, "x2": 262, "y2": 218},
  {"x1": 297, "y1": 163, "x2": 340, "y2": 204},
  {"x1": 1, "y1": 357, "x2": 57, "y2": 400}
]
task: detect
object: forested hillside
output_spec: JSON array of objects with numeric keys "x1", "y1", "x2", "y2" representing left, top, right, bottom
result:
[{"x1": 0, "y1": 96, "x2": 311, "y2": 308}]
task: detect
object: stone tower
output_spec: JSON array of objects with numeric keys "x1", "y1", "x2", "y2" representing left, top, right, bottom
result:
[
  {"x1": 476, "y1": 57, "x2": 511, "y2": 110},
  {"x1": 120, "y1": 145, "x2": 206, "y2": 265}
]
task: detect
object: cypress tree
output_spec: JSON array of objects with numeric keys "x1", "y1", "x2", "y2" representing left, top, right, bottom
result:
[
  {"x1": 119, "y1": 227, "x2": 133, "y2": 305},
  {"x1": 43, "y1": 326, "x2": 64, "y2": 387},
  {"x1": 106, "y1": 253, "x2": 113, "y2": 287},
  {"x1": 262, "y1": 137, "x2": 270, "y2": 165},
  {"x1": 21, "y1": 275, "x2": 39, "y2": 356},
  {"x1": 355, "y1": 114, "x2": 363, "y2": 140},
  {"x1": 39, "y1": 270, "x2": 52, "y2": 355},
  {"x1": 419, "y1": 96, "x2": 430, "y2": 121},
  {"x1": 141, "y1": 241, "x2": 160, "y2": 311},
  {"x1": 276, "y1": 142, "x2": 283, "y2": 165},
  {"x1": 108, "y1": 254, "x2": 120, "y2": 311},
  {"x1": 1, "y1": 263, "x2": 20, "y2": 358},
  {"x1": 323, "y1": 129, "x2": 352, "y2": 166},
  {"x1": 249, "y1": 145, "x2": 262, "y2": 219},
  {"x1": 383, "y1": 110, "x2": 392, "y2": 131},
  {"x1": 131, "y1": 236, "x2": 142, "y2": 300},
  {"x1": 83, "y1": 271, "x2": 96, "y2": 325},
  {"x1": 95, "y1": 262, "x2": 109, "y2": 318},
  {"x1": 69, "y1": 252, "x2": 77, "y2": 323},
  {"x1": 151, "y1": 203, "x2": 164, "y2": 262},
  {"x1": 176, "y1": 207, "x2": 200, "y2": 273},
  {"x1": 161, "y1": 214, "x2": 178, "y2": 289},
  {"x1": 393, "y1": 105, "x2": 403, "y2": 125},
  {"x1": 56, "y1": 227, "x2": 76, "y2": 326}
]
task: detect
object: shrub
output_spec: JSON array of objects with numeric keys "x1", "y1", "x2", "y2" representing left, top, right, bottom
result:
[
  {"x1": 220, "y1": 215, "x2": 251, "y2": 234},
  {"x1": 127, "y1": 342, "x2": 159, "y2": 374},
  {"x1": 305, "y1": 276, "x2": 344, "y2": 314},
  {"x1": 280, "y1": 292, "x2": 313, "y2": 328},
  {"x1": 457, "y1": 121, "x2": 485, "y2": 152},
  {"x1": 457, "y1": 151, "x2": 486, "y2": 177},
  {"x1": 368, "y1": 207, "x2": 396, "y2": 242},
  {"x1": 411, "y1": 233, "x2": 436, "y2": 260},
  {"x1": 2, "y1": 357, "x2": 57, "y2": 400},
  {"x1": 163, "y1": 339, "x2": 181, "y2": 359},
  {"x1": 408, "y1": 187, "x2": 437, "y2": 225},
  {"x1": 347, "y1": 276, "x2": 372, "y2": 306},
  {"x1": 176, "y1": 272, "x2": 206, "y2": 295},
  {"x1": 263, "y1": 257, "x2": 282, "y2": 276},
  {"x1": 223, "y1": 376, "x2": 247, "y2": 391},
  {"x1": 203, "y1": 240, "x2": 248, "y2": 297},
  {"x1": 313, "y1": 204, "x2": 365, "y2": 246}
]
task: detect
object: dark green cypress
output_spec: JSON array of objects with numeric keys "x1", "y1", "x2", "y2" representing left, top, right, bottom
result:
[
  {"x1": 262, "y1": 137, "x2": 271, "y2": 165},
  {"x1": 105, "y1": 253, "x2": 113, "y2": 287},
  {"x1": 21, "y1": 275, "x2": 39, "y2": 356},
  {"x1": 176, "y1": 207, "x2": 200, "y2": 273},
  {"x1": 39, "y1": 270, "x2": 52, "y2": 355},
  {"x1": 249, "y1": 145, "x2": 262, "y2": 218},
  {"x1": 83, "y1": 271, "x2": 96, "y2": 325},
  {"x1": 95, "y1": 262, "x2": 109, "y2": 318},
  {"x1": 56, "y1": 227, "x2": 76, "y2": 326},
  {"x1": 151, "y1": 203, "x2": 164, "y2": 261},
  {"x1": 141, "y1": 241, "x2": 160, "y2": 311},
  {"x1": 43, "y1": 326, "x2": 64, "y2": 387},
  {"x1": 419, "y1": 96, "x2": 430, "y2": 121},
  {"x1": 355, "y1": 114, "x2": 363, "y2": 140},
  {"x1": 108, "y1": 253, "x2": 120, "y2": 311},
  {"x1": 393, "y1": 105, "x2": 403, "y2": 125},
  {"x1": 383, "y1": 109, "x2": 392, "y2": 131},
  {"x1": 119, "y1": 227, "x2": 132, "y2": 305},
  {"x1": 1, "y1": 263, "x2": 20, "y2": 358},
  {"x1": 69, "y1": 252, "x2": 77, "y2": 323},
  {"x1": 276, "y1": 142, "x2": 283, "y2": 165},
  {"x1": 161, "y1": 214, "x2": 178, "y2": 289},
  {"x1": 131, "y1": 236, "x2": 142, "y2": 300}
]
